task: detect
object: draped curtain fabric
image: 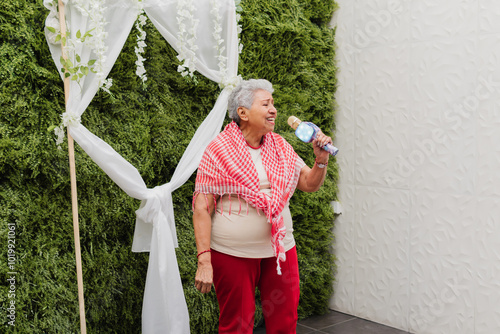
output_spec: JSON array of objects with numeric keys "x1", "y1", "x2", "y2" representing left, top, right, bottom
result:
[{"x1": 45, "y1": 0, "x2": 240, "y2": 332}]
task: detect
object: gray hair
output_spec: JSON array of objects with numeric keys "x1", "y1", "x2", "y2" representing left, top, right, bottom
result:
[{"x1": 227, "y1": 79, "x2": 274, "y2": 124}]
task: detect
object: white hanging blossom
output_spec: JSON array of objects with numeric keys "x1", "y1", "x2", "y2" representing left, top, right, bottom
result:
[
  {"x1": 176, "y1": 0, "x2": 199, "y2": 78},
  {"x1": 54, "y1": 125, "x2": 66, "y2": 150},
  {"x1": 210, "y1": 0, "x2": 244, "y2": 89},
  {"x1": 135, "y1": 10, "x2": 148, "y2": 84},
  {"x1": 54, "y1": 111, "x2": 82, "y2": 150},
  {"x1": 100, "y1": 78, "x2": 113, "y2": 95},
  {"x1": 210, "y1": 0, "x2": 228, "y2": 84},
  {"x1": 75, "y1": 0, "x2": 110, "y2": 90}
]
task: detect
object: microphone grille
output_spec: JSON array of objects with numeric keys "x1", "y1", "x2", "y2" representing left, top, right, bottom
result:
[{"x1": 287, "y1": 116, "x2": 301, "y2": 130}]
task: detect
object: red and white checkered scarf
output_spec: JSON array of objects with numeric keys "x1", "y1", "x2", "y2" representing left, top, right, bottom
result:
[{"x1": 194, "y1": 121, "x2": 304, "y2": 274}]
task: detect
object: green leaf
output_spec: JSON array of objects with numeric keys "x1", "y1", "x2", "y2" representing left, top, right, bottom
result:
[
  {"x1": 47, "y1": 26, "x2": 56, "y2": 33},
  {"x1": 71, "y1": 74, "x2": 78, "y2": 81},
  {"x1": 82, "y1": 28, "x2": 95, "y2": 42},
  {"x1": 64, "y1": 72, "x2": 71, "y2": 78},
  {"x1": 76, "y1": 54, "x2": 81, "y2": 62},
  {"x1": 81, "y1": 66, "x2": 89, "y2": 76},
  {"x1": 55, "y1": 35, "x2": 61, "y2": 42},
  {"x1": 85, "y1": 27, "x2": 96, "y2": 35},
  {"x1": 88, "y1": 59, "x2": 96, "y2": 66},
  {"x1": 47, "y1": 125, "x2": 57, "y2": 133},
  {"x1": 76, "y1": 30, "x2": 81, "y2": 38}
]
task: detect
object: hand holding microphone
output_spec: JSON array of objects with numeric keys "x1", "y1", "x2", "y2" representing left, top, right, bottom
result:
[{"x1": 288, "y1": 116, "x2": 339, "y2": 156}]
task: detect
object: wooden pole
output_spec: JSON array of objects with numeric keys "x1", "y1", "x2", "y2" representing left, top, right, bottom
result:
[{"x1": 58, "y1": 1, "x2": 87, "y2": 333}]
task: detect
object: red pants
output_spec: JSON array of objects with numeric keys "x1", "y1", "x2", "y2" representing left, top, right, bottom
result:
[{"x1": 211, "y1": 247, "x2": 300, "y2": 334}]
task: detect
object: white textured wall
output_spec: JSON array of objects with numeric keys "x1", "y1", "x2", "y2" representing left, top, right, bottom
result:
[{"x1": 330, "y1": 1, "x2": 500, "y2": 333}]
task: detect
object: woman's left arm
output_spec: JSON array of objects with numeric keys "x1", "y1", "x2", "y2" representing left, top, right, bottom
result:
[{"x1": 296, "y1": 131, "x2": 332, "y2": 193}]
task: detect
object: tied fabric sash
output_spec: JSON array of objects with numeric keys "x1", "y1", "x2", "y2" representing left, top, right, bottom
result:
[{"x1": 194, "y1": 121, "x2": 303, "y2": 274}]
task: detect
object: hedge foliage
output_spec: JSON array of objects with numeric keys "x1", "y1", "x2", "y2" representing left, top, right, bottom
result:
[{"x1": 0, "y1": 0, "x2": 338, "y2": 332}]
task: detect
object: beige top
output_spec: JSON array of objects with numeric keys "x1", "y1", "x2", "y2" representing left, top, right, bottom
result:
[{"x1": 210, "y1": 146, "x2": 296, "y2": 258}]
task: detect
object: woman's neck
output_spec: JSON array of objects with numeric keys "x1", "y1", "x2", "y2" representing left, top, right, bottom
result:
[{"x1": 240, "y1": 123, "x2": 264, "y2": 148}]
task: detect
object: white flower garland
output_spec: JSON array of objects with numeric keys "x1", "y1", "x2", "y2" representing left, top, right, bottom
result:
[
  {"x1": 44, "y1": 0, "x2": 110, "y2": 91},
  {"x1": 72, "y1": 0, "x2": 110, "y2": 90},
  {"x1": 44, "y1": 0, "x2": 110, "y2": 148},
  {"x1": 135, "y1": 10, "x2": 148, "y2": 85},
  {"x1": 176, "y1": 0, "x2": 199, "y2": 78},
  {"x1": 210, "y1": 0, "x2": 227, "y2": 84},
  {"x1": 210, "y1": 0, "x2": 243, "y2": 89}
]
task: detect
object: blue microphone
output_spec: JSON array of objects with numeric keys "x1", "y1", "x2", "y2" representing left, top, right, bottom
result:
[{"x1": 288, "y1": 116, "x2": 339, "y2": 156}]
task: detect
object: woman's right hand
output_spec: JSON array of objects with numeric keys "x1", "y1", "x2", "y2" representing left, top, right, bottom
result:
[{"x1": 195, "y1": 252, "x2": 213, "y2": 293}]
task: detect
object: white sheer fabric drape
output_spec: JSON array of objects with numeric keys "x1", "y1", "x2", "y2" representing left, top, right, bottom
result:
[{"x1": 45, "y1": 0, "x2": 239, "y2": 333}]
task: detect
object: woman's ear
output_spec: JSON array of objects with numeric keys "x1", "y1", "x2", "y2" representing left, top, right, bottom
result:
[{"x1": 237, "y1": 106, "x2": 248, "y2": 122}]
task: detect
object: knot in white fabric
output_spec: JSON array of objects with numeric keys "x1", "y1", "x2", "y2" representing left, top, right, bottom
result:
[
  {"x1": 136, "y1": 184, "x2": 171, "y2": 226},
  {"x1": 220, "y1": 74, "x2": 242, "y2": 90}
]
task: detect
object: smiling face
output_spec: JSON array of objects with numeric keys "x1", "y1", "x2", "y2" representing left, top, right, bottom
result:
[{"x1": 238, "y1": 89, "x2": 277, "y2": 140}]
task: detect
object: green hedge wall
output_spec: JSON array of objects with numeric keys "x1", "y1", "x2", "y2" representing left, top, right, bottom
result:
[{"x1": 0, "y1": 0, "x2": 338, "y2": 332}]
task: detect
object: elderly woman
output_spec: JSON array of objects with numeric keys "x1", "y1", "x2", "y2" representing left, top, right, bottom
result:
[{"x1": 193, "y1": 79, "x2": 332, "y2": 333}]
